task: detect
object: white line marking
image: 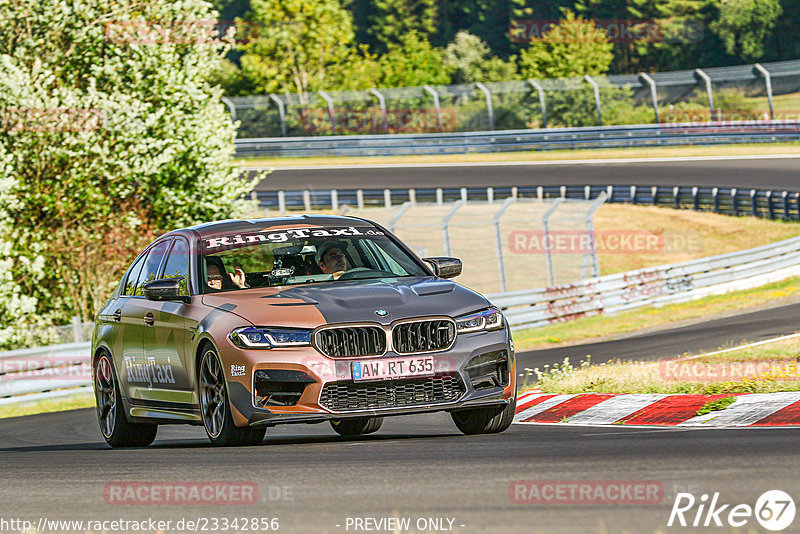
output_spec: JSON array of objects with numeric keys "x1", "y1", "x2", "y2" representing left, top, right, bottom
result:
[
  {"x1": 566, "y1": 394, "x2": 667, "y2": 425},
  {"x1": 513, "y1": 394, "x2": 578, "y2": 422},
  {"x1": 245, "y1": 153, "x2": 800, "y2": 172},
  {"x1": 679, "y1": 392, "x2": 800, "y2": 426},
  {"x1": 669, "y1": 332, "x2": 800, "y2": 363}
]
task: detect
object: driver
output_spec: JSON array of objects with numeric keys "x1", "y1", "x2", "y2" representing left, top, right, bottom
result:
[{"x1": 315, "y1": 242, "x2": 348, "y2": 279}]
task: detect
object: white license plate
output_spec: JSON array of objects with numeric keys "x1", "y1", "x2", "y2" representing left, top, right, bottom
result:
[{"x1": 352, "y1": 356, "x2": 434, "y2": 381}]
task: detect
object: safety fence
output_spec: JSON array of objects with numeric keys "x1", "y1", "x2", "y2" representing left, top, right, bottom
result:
[
  {"x1": 254, "y1": 184, "x2": 800, "y2": 222},
  {"x1": 226, "y1": 59, "x2": 800, "y2": 139},
  {"x1": 234, "y1": 121, "x2": 800, "y2": 157}
]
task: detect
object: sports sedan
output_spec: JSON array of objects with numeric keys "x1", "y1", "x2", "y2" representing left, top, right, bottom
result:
[{"x1": 91, "y1": 215, "x2": 516, "y2": 447}]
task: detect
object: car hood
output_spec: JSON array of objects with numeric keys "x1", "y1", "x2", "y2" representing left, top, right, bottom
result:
[{"x1": 200, "y1": 276, "x2": 490, "y2": 328}]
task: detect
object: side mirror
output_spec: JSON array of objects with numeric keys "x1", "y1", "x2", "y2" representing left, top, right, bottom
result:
[
  {"x1": 142, "y1": 278, "x2": 190, "y2": 303},
  {"x1": 423, "y1": 257, "x2": 462, "y2": 279}
]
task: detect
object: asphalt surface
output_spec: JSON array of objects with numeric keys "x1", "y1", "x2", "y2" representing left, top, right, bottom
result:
[
  {"x1": 3, "y1": 302, "x2": 800, "y2": 534},
  {"x1": 250, "y1": 155, "x2": 800, "y2": 192}
]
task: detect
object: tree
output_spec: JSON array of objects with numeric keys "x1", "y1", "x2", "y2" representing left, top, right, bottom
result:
[
  {"x1": 710, "y1": 0, "x2": 782, "y2": 61},
  {"x1": 0, "y1": 0, "x2": 255, "y2": 347},
  {"x1": 443, "y1": 31, "x2": 518, "y2": 83},
  {"x1": 518, "y1": 11, "x2": 614, "y2": 79},
  {"x1": 240, "y1": 0, "x2": 379, "y2": 97},
  {"x1": 377, "y1": 31, "x2": 450, "y2": 87},
  {"x1": 367, "y1": 0, "x2": 438, "y2": 52}
]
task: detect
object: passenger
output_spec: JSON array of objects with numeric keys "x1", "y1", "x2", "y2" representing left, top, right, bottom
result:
[{"x1": 206, "y1": 263, "x2": 247, "y2": 290}]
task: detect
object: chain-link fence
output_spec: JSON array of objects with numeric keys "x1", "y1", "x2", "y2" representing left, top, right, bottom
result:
[
  {"x1": 225, "y1": 60, "x2": 800, "y2": 138},
  {"x1": 341, "y1": 196, "x2": 606, "y2": 295}
]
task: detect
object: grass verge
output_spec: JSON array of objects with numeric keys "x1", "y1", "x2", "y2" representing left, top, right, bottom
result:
[
  {"x1": 513, "y1": 276, "x2": 800, "y2": 351},
  {"x1": 0, "y1": 391, "x2": 95, "y2": 419},
  {"x1": 239, "y1": 142, "x2": 800, "y2": 168},
  {"x1": 522, "y1": 337, "x2": 800, "y2": 395},
  {"x1": 696, "y1": 397, "x2": 737, "y2": 416}
]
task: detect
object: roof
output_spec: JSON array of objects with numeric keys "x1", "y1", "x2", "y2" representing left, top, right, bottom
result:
[{"x1": 180, "y1": 214, "x2": 376, "y2": 238}]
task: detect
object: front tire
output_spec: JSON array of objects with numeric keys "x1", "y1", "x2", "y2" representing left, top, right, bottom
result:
[
  {"x1": 330, "y1": 416, "x2": 383, "y2": 437},
  {"x1": 199, "y1": 347, "x2": 264, "y2": 446},
  {"x1": 94, "y1": 352, "x2": 158, "y2": 447},
  {"x1": 451, "y1": 398, "x2": 516, "y2": 435}
]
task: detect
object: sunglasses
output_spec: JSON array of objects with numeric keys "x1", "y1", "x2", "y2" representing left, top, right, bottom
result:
[{"x1": 207, "y1": 275, "x2": 222, "y2": 282}]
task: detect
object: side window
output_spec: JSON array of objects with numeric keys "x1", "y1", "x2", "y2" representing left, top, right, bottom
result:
[
  {"x1": 134, "y1": 240, "x2": 171, "y2": 296},
  {"x1": 162, "y1": 238, "x2": 191, "y2": 296},
  {"x1": 123, "y1": 253, "x2": 147, "y2": 296}
]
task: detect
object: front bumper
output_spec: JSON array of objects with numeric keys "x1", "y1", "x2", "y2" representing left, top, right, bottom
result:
[{"x1": 220, "y1": 327, "x2": 516, "y2": 427}]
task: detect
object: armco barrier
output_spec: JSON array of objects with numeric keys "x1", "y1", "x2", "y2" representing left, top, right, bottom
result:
[
  {"x1": 489, "y1": 235, "x2": 800, "y2": 330},
  {"x1": 235, "y1": 121, "x2": 800, "y2": 158},
  {"x1": 4, "y1": 236, "x2": 800, "y2": 402}
]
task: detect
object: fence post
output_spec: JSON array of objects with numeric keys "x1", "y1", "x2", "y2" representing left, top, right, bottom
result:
[
  {"x1": 795, "y1": 192, "x2": 800, "y2": 221},
  {"x1": 475, "y1": 82, "x2": 494, "y2": 130},
  {"x1": 487, "y1": 187, "x2": 494, "y2": 204},
  {"x1": 639, "y1": 73, "x2": 659, "y2": 123},
  {"x1": 731, "y1": 188, "x2": 738, "y2": 216},
  {"x1": 692, "y1": 187, "x2": 699, "y2": 211},
  {"x1": 278, "y1": 190, "x2": 286, "y2": 213},
  {"x1": 71, "y1": 316, "x2": 82, "y2": 343},
  {"x1": 527, "y1": 79, "x2": 547, "y2": 128},
  {"x1": 766, "y1": 191, "x2": 774, "y2": 220},
  {"x1": 268, "y1": 94, "x2": 287, "y2": 137},
  {"x1": 331, "y1": 190, "x2": 338, "y2": 211},
  {"x1": 493, "y1": 196, "x2": 517, "y2": 292},
  {"x1": 583, "y1": 192, "x2": 607, "y2": 279},
  {"x1": 388, "y1": 202, "x2": 412, "y2": 233},
  {"x1": 750, "y1": 189, "x2": 758, "y2": 217},
  {"x1": 712, "y1": 187, "x2": 719, "y2": 213},
  {"x1": 584, "y1": 75, "x2": 602, "y2": 126},
  {"x1": 357, "y1": 189, "x2": 364, "y2": 210},
  {"x1": 302, "y1": 190, "x2": 311, "y2": 211},
  {"x1": 560, "y1": 185, "x2": 566, "y2": 199},
  {"x1": 630, "y1": 185, "x2": 637, "y2": 205},
  {"x1": 221, "y1": 96, "x2": 237, "y2": 122},
  {"x1": 436, "y1": 188, "x2": 443, "y2": 206},
  {"x1": 369, "y1": 88, "x2": 389, "y2": 133},
  {"x1": 673, "y1": 186, "x2": 680, "y2": 209},
  {"x1": 409, "y1": 188, "x2": 416, "y2": 206},
  {"x1": 537, "y1": 186, "x2": 543, "y2": 200},
  {"x1": 442, "y1": 200, "x2": 465, "y2": 257},
  {"x1": 783, "y1": 191, "x2": 790, "y2": 219},
  {"x1": 585, "y1": 185, "x2": 591, "y2": 200},
  {"x1": 754, "y1": 63, "x2": 774, "y2": 120},
  {"x1": 384, "y1": 189, "x2": 391, "y2": 208},
  {"x1": 511, "y1": 186, "x2": 518, "y2": 199},
  {"x1": 423, "y1": 85, "x2": 443, "y2": 132},
  {"x1": 318, "y1": 90, "x2": 336, "y2": 134},
  {"x1": 607, "y1": 185, "x2": 613, "y2": 200},
  {"x1": 542, "y1": 199, "x2": 564, "y2": 287},
  {"x1": 460, "y1": 187, "x2": 468, "y2": 203},
  {"x1": 651, "y1": 186, "x2": 658, "y2": 205},
  {"x1": 694, "y1": 69, "x2": 715, "y2": 116}
]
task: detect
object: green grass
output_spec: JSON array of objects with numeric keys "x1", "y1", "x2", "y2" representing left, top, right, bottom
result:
[
  {"x1": 0, "y1": 391, "x2": 95, "y2": 419},
  {"x1": 524, "y1": 337, "x2": 800, "y2": 395},
  {"x1": 513, "y1": 276, "x2": 800, "y2": 352},
  {"x1": 696, "y1": 396, "x2": 736, "y2": 416}
]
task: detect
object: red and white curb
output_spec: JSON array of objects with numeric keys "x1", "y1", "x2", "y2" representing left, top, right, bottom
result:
[{"x1": 514, "y1": 390, "x2": 800, "y2": 427}]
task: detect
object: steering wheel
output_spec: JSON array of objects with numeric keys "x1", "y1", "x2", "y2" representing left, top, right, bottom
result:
[{"x1": 337, "y1": 268, "x2": 393, "y2": 280}]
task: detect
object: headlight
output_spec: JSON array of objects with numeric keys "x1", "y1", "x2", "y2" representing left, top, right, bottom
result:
[
  {"x1": 455, "y1": 307, "x2": 504, "y2": 333},
  {"x1": 229, "y1": 327, "x2": 312, "y2": 349}
]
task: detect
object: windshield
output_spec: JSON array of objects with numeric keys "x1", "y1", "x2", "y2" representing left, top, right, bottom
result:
[{"x1": 198, "y1": 224, "x2": 428, "y2": 293}]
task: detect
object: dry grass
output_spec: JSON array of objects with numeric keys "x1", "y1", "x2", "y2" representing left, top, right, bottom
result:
[
  {"x1": 523, "y1": 338, "x2": 800, "y2": 394},
  {"x1": 593, "y1": 204, "x2": 800, "y2": 274},
  {"x1": 239, "y1": 143, "x2": 800, "y2": 168},
  {"x1": 513, "y1": 276, "x2": 800, "y2": 350}
]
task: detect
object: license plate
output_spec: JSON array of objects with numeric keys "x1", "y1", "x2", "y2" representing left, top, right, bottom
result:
[{"x1": 352, "y1": 356, "x2": 434, "y2": 381}]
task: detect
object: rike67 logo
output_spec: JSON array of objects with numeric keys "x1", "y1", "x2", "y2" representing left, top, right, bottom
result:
[{"x1": 668, "y1": 490, "x2": 796, "y2": 531}]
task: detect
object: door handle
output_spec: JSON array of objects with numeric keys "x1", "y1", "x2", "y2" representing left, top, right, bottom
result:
[
  {"x1": 144, "y1": 313, "x2": 155, "y2": 326},
  {"x1": 113, "y1": 309, "x2": 121, "y2": 323}
]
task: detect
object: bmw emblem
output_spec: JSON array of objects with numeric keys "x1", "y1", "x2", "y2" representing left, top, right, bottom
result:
[{"x1": 375, "y1": 309, "x2": 388, "y2": 317}]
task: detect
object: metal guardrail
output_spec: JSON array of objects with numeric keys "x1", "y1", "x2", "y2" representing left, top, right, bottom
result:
[
  {"x1": 0, "y1": 342, "x2": 91, "y2": 403},
  {"x1": 235, "y1": 121, "x2": 800, "y2": 158},
  {"x1": 489, "y1": 235, "x2": 800, "y2": 330},
  {"x1": 254, "y1": 184, "x2": 800, "y2": 222}
]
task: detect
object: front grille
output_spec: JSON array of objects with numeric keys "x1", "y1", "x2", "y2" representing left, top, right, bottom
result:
[
  {"x1": 392, "y1": 320, "x2": 455, "y2": 354},
  {"x1": 319, "y1": 374, "x2": 465, "y2": 411},
  {"x1": 315, "y1": 327, "x2": 386, "y2": 358}
]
